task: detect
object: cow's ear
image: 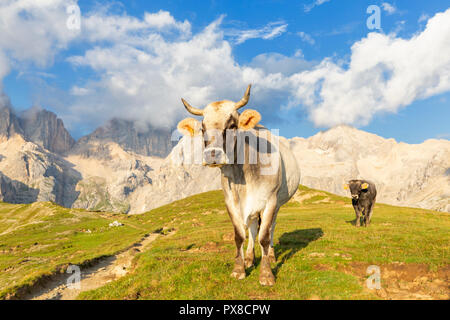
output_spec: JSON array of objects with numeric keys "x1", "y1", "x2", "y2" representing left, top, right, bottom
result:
[
  {"x1": 238, "y1": 109, "x2": 261, "y2": 130},
  {"x1": 343, "y1": 183, "x2": 349, "y2": 190},
  {"x1": 177, "y1": 118, "x2": 201, "y2": 137},
  {"x1": 361, "y1": 183, "x2": 369, "y2": 190}
]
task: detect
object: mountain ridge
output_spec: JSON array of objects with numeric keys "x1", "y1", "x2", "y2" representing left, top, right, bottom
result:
[
  {"x1": 0, "y1": 106, "x2": 447, "y2": 213},
  {"x1": 72, "y1": 118, "x2": 174, "y2": 158}
]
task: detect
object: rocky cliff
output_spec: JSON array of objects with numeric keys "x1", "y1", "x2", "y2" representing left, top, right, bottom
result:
[
  {"x1": 73, "y1": 118, "x2": 173, "y2": 158},
  {"x1": 0, "y1": 135, "x2": 80, "y2": 206},
  {"x1": 0, "y1": 106, "x2": 23, "y2": 140},
  {"x1": 19, "y1": 107, "x2": 75, "y2": 155}
]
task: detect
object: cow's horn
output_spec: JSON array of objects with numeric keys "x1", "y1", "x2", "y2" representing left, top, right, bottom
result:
[
  {"x1": 235, "y1": 84, "x2": 252, "y2": 110},
  {"x1": 181, "y1": 98, "x2": 204, "y2": 116}
]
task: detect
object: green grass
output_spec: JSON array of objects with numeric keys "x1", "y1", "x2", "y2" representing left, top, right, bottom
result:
[
  {"x1": 0, "y1": 186, "x2": 448, "y2": 300},
  {"x1": 0, "y1": 202, "x2": 165, "y2": 299}
]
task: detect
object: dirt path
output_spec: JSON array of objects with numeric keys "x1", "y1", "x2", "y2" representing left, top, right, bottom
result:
[{"x1": 24, "y1": 233, "x2": 160, "y2": 300}]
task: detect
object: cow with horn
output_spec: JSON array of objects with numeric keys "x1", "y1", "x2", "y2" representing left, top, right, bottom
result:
[{"x1": 177, "y1": 85, "x2": 300, "y2": 286}]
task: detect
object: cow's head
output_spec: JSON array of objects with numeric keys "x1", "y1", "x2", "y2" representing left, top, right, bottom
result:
[
  {"x1": 177, "y1": 85, "x2": 261, "y2": 167},
  {"x1": 344, "y1": 180, "x2": 369, "y2": 200}
]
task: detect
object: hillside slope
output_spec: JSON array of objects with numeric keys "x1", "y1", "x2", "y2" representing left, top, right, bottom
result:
[{"x1": 1, "y1": 187, "x2": 448, "y2": 300}]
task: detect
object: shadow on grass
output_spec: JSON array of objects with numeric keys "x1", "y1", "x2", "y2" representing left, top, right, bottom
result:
[{"x1": 272, "y1": 228, "x2": 324, "y2": 276}]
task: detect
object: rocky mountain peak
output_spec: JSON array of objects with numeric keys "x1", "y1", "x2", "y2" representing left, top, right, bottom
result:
[
  {"x1": 73, "y1": 118, "x2": 174, "y2": 158},
  {"x1": 0, "y1": 105, "x2": 23, "y2": 139},
  {"x1": 19, "y1": 107, "x2": 75, "y2": 155}
]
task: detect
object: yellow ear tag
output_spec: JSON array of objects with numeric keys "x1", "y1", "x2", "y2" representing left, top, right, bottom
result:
[
  {"x1": 361, "y1": 183, "x2": 369, "y2": 190},
  {"x1": 343, "y1": 184, "x2": 349, "y2": 190}
]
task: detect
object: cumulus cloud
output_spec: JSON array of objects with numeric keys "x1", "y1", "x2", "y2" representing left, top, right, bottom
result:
[
  {"x1": 38, "y1": 7, "x2": 450, "y2": 131},
  {"x1": 0, "y1": 0, "x2": 79, "y2": 110},
  {"x1": 81, "y1": 8, "x2": 191, "y2": 43},
  {"x1": 1, "y1": 1, "x2": 449, "y2": 135},
  {"x1": 289, "y1": 9, "x2": 450, "y2": 127},
  {"x1": 65, "y1": 13, "x2": 279, "y2": 130},
  {"x1": 0, "y1": 0, "x2": 78, "y2": 72},
  {"x1": 60, "y1": 10, "x2": 295, "y2": 131}
]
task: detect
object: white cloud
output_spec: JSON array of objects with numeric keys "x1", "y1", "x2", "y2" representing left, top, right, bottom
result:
[
  {"x1": 381, "y1": 2, "x2": 397, "y2": 15},
  {"x1": 65, "y1": 15, "x2": 256, "y2": 130},
  {"x1": 0, "y1": 0, "x2": 80, "y2": 112},
  {"x1": 0, "y1": 0, "x2": 78, "y2": 72},
  {"x1": 297, "y1": 32, "x2": 315, "y2": 45},
  {"x1": 36, "y1": 7, "x2": 450, "y2": 131},
  {"x1": 289, "y1": 9, "x2": 450, "y2": 127},
  {"x1": 226, "y1": 21, "x2": 288, "y2": 44},
  {"x1": 0, "y1": 51, "x2": 10, "y2": 89},
  {"x1": 304, "y1": 0, "x2": 331, "y2": 13},
  {"x1": 1, "y1": 1, "x2": 449, "y2": 135},
  {"x1": 63, "y1": 14, "x2": 291, "y2": 130},
  {"x1": 82, "y1": 9, "x2": 191, "y2": 43}
]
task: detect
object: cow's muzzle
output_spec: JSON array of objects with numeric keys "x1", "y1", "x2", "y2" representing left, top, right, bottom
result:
[
  {"x1": 203, "y1": 147, "x2": 228, "y2": 167},
  {"x1": 351, "y1": 195, "x2": 359, "y2": 200}
]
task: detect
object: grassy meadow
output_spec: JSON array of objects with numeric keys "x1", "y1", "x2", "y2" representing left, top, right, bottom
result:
[{"x1": 0, "y1": 186, "x2": 448, "y2": 300}]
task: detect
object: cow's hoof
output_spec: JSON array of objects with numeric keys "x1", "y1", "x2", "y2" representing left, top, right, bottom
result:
[
  {"x1": 259, "y1": 274, "x2": 275, "y2": 286},
  {"x1": 231, "y1": 259, "x2": 246, "y2": 280},
  {"x1": 259, "y1": 256, "x2": 275, "y2": 286},
  {"x1": 231, "y1": 271, "x2": 246, "y2": 280},
  {"x1": 245, "y1": 257, "x2": 254, "y2": 268}
]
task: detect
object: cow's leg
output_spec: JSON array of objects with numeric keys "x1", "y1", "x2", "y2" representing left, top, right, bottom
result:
[
  {"x1": 258, "y1": 198, "x2": 277, "y2": 286},
  {"x1": 268, "y1": 208, "x2": 279, "y2": 264},
  {"x1": 366, "y1": 202, "x2": 375, "y2": 225},
  {"x1": 245, "y1": 219, "x2": 258, "y2": 268},
  {"x1": 353, "y1": 205, "x2": 361, "y2": 227},
  {"x1": 224, "y1": 200, "x2": 246, "y2": 280},
  {"x1": 231, "y1": 223, "x2": 246, "y2": 279},
  {"x1": 363, "y1": 206, "x2": 369, "y2": 227}
]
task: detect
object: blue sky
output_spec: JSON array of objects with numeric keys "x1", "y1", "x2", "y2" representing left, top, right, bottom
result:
[{"x1": 1, "y1": 0, "x2": 449, "y2": 142}]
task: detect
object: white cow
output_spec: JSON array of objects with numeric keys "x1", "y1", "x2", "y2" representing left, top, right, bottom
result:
[{"x1": 177, "y1": 85, "x2": 300, "y2": 286}]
